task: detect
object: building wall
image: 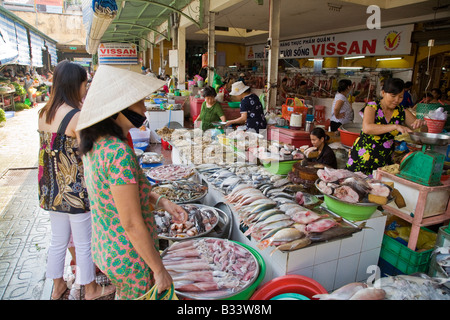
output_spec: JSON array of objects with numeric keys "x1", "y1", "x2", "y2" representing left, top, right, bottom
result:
[{"x1": 12, "y1": 11, "x2": 86, "y2": 46}]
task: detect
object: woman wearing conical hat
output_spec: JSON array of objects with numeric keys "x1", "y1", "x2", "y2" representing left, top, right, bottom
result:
[{"x1": 77, "y1": 65, "x2": 187, "y2": 300}]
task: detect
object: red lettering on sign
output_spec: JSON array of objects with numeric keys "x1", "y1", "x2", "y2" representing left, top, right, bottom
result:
[
  {"x1": 336, "y1": 42, "x2": 347, "y2": 55},
  {"x1": 362, "y1": 39, "x2": 376, "y2": 54},
  {"x1": 312, "y1": 44, "x2": 321, "y2": 56},
  {"x1": 347, "y1": 41, "x2": 360, "y2": 55},
  {"x1": 326, "y1": 42, "x2": 335, "y2": 55}
]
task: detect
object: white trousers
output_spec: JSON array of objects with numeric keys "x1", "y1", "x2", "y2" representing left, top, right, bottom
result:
[{"x1": 46, "y1": 211, "x2": 96, "y2": 285}]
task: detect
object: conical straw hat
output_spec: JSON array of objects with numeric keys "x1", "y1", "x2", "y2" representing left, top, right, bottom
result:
[{"x1": 76, "y1": 65, "x2": 165, "y2": 131}]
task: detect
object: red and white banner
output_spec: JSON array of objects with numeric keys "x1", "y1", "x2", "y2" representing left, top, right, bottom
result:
[
  {"x1": 98, "y1": 43, "x2": 138, "y2": 64},
  {"x1": 246, "y1": 24, "x2": 413, "y2": 60}
]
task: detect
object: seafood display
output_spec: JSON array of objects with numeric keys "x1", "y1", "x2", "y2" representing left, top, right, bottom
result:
[
  {"x1": 145, "y1": 164, "x2": 195, "y2": 181},
  {"x1": 315, "y1": 167, "x2": 392, "y2": 204},
  {"x1": 162, "y1": 238, "x2": 259, "y2": 299},
  {"x1": 152, "y1": 180, "x2": 208, "y2": 203},
  {"x1": 141, "y1": 152, "x2": 163, "y2": 164},
  {"x1": 313, "y1": 274, "x2": 450, "y2": 300},
  {"x1": 201, "y1": 164, "x2": 365, "y2": 253},
  {"x1": 155, "y1": 204, "x2": 219, "y2": 240},
  {"x1": 250, "y1": 141, "x2": 304, "y2": 163}
]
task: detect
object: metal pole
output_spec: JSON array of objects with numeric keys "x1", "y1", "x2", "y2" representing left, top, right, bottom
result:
[{"x1": 266, "y1": 0, "x2": 281, "y2": 111}]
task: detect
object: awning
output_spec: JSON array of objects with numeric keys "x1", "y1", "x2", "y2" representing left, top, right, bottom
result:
[
  {"x1": 0, "y1": 15, "x2": 19, "y2": 65},
  {"x1": 15, "y1": 23, "x2": 31, "y2": 66},
  {"x1": 30, "y1": 31, "x2": 45, "y2": 68},
  {"x1": 82, "y1": 0, "x2": 201, "y2": 55},
  {"x1": 0, "y1": 6, "x2": 57, "y2": 67},
  {"x1": 45, "y1": 40, "x2": 58, "y2": 66}
]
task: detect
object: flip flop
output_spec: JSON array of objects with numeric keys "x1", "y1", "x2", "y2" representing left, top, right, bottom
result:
[{"x1": 85, "y1": 285, "x2": 116, "y2": 300}]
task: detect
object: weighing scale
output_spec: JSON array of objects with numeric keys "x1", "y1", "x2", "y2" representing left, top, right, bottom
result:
[{"x1": 397, "y1": 132, "x2": 450, "y2": 186}]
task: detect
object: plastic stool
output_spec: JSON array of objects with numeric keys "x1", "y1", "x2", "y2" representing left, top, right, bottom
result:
[{"x1": 314, "y1": 105, "x2": 325, "y2": 124}]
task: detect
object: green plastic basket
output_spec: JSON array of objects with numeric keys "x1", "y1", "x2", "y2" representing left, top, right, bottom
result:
[
  {"x1": 323, "y1": 195, "x2": 377, "y2": 221},
  {"x1": 379, "y1": 233, "x2": 433, "y2": 274},
  {"x1": 262, "y1": 160, "x2": 297, "y2": 175}
]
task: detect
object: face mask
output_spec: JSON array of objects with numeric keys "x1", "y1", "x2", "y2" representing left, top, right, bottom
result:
[{"x1": 121, "y1": 109, "x2": 146, "y2": 128}]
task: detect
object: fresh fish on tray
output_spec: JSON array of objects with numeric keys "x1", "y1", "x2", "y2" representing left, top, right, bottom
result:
[
  {"x1": 152, "y1": 180, "x2": 207, "y2": 203},
  {"x1": 162, "y1": 238, "x2": 259, "y2": 299},
  {"x1": 145, "y1": 164, "x2": 195, "y2": 181},
  {"x1": 155, "y1": 204, "x2": 219, "y2": 239}
]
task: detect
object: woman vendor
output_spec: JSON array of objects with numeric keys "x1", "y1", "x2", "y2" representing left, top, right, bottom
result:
[
  {"x1": 225, "y1": 81, "x2": 267, "y2": 133},
  {"x1": 194, "y1": 85, "x2": 226, "y2": 131},
  {"x1": 330, "y1": 79, "x2": 354, "y2": 131},
  {"x1": 347, "y1": 78, "x2": 425, "y2": 176},
  {"x1": 309, "y1": 127, "x2": 337, "y2": 169}
]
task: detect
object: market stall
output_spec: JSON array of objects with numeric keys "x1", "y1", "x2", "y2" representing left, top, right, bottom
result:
[{"x1": 131, "y1": 106, "x2": 450, "y2": 300}]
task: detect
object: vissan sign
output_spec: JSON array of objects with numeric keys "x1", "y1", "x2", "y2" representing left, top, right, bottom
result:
[{"x1": 246, "y1": 24, "x2": 413, "y2": 60}]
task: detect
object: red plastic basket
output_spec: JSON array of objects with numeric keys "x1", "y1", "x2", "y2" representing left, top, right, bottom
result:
[
  {"x1": 425, "y1": 117, "x2": 446, "y2": 133},
  {"x1": 281, "y1": 98, "x2": 307, "y2": 123},
  {"x1": 250, "y1": 275, "x2": 327, "y2": 300}
]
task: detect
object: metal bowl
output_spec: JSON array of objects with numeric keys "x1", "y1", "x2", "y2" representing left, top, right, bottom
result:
[
  {"x1": 340, "y1": 123, "x2": 362, "y2": 134},
  {"x1": 409, "y1": 132, "x2": 450, "y2": 146},
  {"x1": 151, "y1": 180, "x2": 208, "y2": 204},
  {"x1": 156, "y1": 204, "x2": 220, "y2": 241}
]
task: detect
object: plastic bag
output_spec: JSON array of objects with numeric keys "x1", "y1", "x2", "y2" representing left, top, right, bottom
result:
[
  {"x1": 427, "y1": 107, "x2": 448, "y2": 120},
  {"x1": 135, "y1": 284, "x2": 178, "y2": 300}
]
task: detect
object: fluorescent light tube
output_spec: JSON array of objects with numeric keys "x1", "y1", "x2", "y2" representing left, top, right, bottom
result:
[
  {"x1": 337, "y1": 66, "x2": 363, "y2": 70},
  {"x1": 376, "y1": 57, "x2": 403, "y2": 61},
  {"x1": 344, "y1": 56, "x2": 365, "y2": 60},
  {"x1": 308, "y1": 59, "x2": 323, "y2": 61}
]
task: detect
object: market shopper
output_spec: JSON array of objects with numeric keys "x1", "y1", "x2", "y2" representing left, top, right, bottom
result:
[
  {"x1": 77, "y1": 65, "x2": 187, "y2": 300},
  {"x1": 225, "y1": 81, "x2": 267, "y2": 133},
  {"x1": 194, "y1": 85, "x2": 226, "y2": 131},
  {"x1": 346, "y1": 78, "x2": 425, "y2": 176},
  {"x1": 24, "y1": 73, "x2": 36, "y2": 105},
  {"x1": 330, "y1": 79, "x2": 354, "y2": 131},
  {"x1": 309, "y1": 127, "x2": 337, "y2": 169},
  {"x1": 38, "y1": 60, "x2": 115, "y2": 300}
]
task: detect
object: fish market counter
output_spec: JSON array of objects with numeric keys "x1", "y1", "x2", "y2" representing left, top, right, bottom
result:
[{"x1": 198, "y1": 173, "x2": 387, "y2": 292}]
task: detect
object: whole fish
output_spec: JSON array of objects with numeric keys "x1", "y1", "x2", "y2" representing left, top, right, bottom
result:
[
  {"x1": 244, "y1": 214, "x2": 291, "y2": 236},
  {"x1": 313, "y1": 282, "x2": 368, "y2": 300},
  {"x1": 258, "y1": 227, "x2": 303, "y2": 249},
  {"x1": 308, "y1": 222, "x2": 365, "y2": 243},
  {"x1": 270, "y1": 237, "x2": 311, "y2": 255},
  {"x1": 349, "y1": 288, "x2": 386, "y2": 300},
  {"x1": 305, "y1": 218, "x2": 338, "y2": 233},
  {"x1": 287, "y1": 209, "x2": 321, "y2": 224},
  {"x1": 251, "y1": 209, "x2": 285, "y2": 224}
]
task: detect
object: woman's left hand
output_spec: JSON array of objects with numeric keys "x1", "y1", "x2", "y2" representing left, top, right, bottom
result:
[
  {"x1": 159, "y1": 198, "x2": 187, "y2": 224},
  {"x1": 410, "y1": 118, "x2": 425, "y2": 130}
]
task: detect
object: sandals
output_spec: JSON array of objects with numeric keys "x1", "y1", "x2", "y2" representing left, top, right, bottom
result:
[
  {"x1": 85, "y1": 284, "x2": 116, "y2": 300},
  {"x1": 51, "y1": 287, "x2": 70, "y2": 300}
]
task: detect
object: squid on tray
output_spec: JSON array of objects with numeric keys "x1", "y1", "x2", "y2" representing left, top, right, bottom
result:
[{"x1": 162, "y1": 239, "x2": 259, "y2": 298}]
